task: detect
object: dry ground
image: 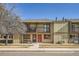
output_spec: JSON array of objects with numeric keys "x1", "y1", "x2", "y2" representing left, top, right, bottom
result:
[
  {"x1": 0, "y1": 43, "x2": 79, "y2": 48},
  {"x1": 39, "y1": 43, "x2": 79, "y2": 48}
]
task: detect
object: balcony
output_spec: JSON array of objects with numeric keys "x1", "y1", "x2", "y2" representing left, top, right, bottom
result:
[{"x1": 26, "y1": 24, "x2": 50, "y2": 33}]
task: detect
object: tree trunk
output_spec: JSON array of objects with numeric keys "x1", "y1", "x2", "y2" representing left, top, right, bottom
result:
[{"x1": 4, "y1": 34, "x2": 8, "y2": 45}]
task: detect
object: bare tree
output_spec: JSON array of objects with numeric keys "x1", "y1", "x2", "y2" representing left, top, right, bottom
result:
[{"x1": 0, "y1": 4, "x2": 27, "y2": 45}]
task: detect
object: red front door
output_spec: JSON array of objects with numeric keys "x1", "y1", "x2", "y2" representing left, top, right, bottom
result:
[{"x1": 38, "y1": 34, "x2": 42, "y2": 42}]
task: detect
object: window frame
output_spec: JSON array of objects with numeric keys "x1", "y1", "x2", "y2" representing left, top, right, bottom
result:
[{"x1": 44, "y1": 34, "x2": 51, "y2": 39}]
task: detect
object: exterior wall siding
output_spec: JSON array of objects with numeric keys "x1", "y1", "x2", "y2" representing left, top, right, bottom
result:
[
  {"x1": 54, "y1": 22, "x2": 69, "y2": 44},
  {"x1": 54, "y1": 34, "x2": 69, "y2": 44},
  {"x1": 1, "y1": 20, "x2": 79, "y2": 45},
  {"x1": 54, "y1": 22, "x2": 68, "y2": 32},
  {"x1": 13, "y1": 34, "x2": 20, "y2": 44}
]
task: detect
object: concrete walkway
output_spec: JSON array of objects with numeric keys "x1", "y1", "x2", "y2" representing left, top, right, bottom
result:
[
  {"x1": 0, "y1": 48, "x2": 79, "y2": 52},
  {"x1": 0, "y1": 43, "x2": 79, "y2": 52},
  {"x1": 29, "y1": 43, "x2": 39, "y2": 48},
  {"x1": 0, "y1": 43, "x2": 79, "y2": 55}
]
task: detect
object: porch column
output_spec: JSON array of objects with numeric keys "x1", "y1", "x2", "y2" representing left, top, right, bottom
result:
[
  {"x1": 42, "y1": 34, "x2": 44, "y2": 43},
  {"x1": 30, "y1": 34, "x2": 32, "y2": 43},
  {"x1": 13, "y1": 34, "x2": 20, "y2": 45},
  {"x1": 5, "y1": 34, "x2": 9, "y2": 45},
  {"x1": 50, "y1": 22, "x2": 54, "y2": 44}
]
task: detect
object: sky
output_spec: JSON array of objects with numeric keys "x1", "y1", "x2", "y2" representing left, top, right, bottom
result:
[{"x1": 6, "y1": 3, "x2": 79, "y2": 20}]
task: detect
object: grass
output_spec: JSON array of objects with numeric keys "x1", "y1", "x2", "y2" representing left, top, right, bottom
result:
[
  {"x1": 39, "y1": 43, "x2": 79, "y2": 48},
  {"x1": 0, "y1": 44, "x2": 33, "y2": 48},
  {"x1": 1, "y1": 43, "x2": 79, "y2": 48}
]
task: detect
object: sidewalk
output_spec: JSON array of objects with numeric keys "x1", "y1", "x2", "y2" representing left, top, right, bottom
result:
[
  {"x1": 0, "y1": 48, "x2": 79, "y2": 56},
  {"x1": 29, "y1": 43, "x2": 39, "y2": 48},
  {"x1": 0, "y1": 47, "x2": 79, "y2": 52},
  {"x1": 39, "y1": 43, "x2": 79, "y2": 48},
  {"x1": 0, "y1": 43, "x2": 79, "y2": 52}
]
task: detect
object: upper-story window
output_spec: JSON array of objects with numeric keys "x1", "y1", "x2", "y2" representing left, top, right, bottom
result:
[
  {"x1": 72, "y1": 24, "x2": 79, "y2": 32},
  {"x1": 26, "y1": 24, "x2": 37, "y2": 32},
  {"x1": 37, "y1": 24, "x2": 50, "y2": 32},
  {"x1": 44, "y1": 24, "x2": 50, "y2": 32}
]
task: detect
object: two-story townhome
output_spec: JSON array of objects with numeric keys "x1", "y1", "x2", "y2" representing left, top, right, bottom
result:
[{"x1": 0, "y1": 19, "x2": 79, "y2": 45}]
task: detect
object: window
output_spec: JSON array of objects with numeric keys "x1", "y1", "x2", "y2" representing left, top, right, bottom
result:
[
  {"x1": 8, "y1": 40, "x2": 13, "y2": 43},
  {"x1": 9, "y1": 35, "x2": 13, "y2": 39},
  {"x1": 72, "y1": 24, "x2": 79, "y2": 32},
  {"x1": 0, "y1": 40, "x2": 13, "y2": 44},
  {"x1": 0, "y1": 34, "x2": 13, "y2": 44},
  {"x1": 21, "y1": 34, "x2": 31, "y2": 43},
  {"x1": 0, "y1": 40, "x2": 6, "y2": 43},
  {"x1": 44, "y1": 24, "x2": 50, "y2": 32},
  {"x1": 37, "y1": 24, "x2": 50, "y2": 32},
  {"x1": 44, "y1": 34, "x2": 51, "y2": 39},
  {"x1": 70, "y1": 35, "x2": 75, "y2": 39},
  {"x1": 23, "y1": 34, "x2": 30, "y2": 39},
  {"x1": 71, "y1": 24, "x2": 75, "y2": 31},
  {"x1": 69, "y1": 34, "x2": 79, "y2": 44},
  {"x1": 37, "y1": 24, "x2": 44, "y2": 32},
  {"x1": 26, "y1": 24, "x2": 37, "y2": 32}
]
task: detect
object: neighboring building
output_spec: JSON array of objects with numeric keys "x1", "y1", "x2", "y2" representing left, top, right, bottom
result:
[{"x1": 1, "y1": 19, "x2": 79, "y2": 45}]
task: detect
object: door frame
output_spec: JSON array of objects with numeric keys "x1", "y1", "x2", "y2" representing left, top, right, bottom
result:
[
  {"x1": 32, "y1": 34, "x2": 37, "y2": 43},
  {"x1": 37, "y1": 34, "x2": 43, "y2": 43}
]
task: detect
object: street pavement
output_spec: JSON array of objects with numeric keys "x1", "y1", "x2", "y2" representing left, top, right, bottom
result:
[
  {"x1": 0, "y1": 43, "x2": 79, "y2": 56},
  {"x1": 0, "y1": 51, "x2": 79, "y2": 56},
  {"x1": 0, "y1": 48, "x2": 79, "y2": 56}
]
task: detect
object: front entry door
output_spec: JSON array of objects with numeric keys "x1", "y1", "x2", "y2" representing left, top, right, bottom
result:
[
  {"x1": 37, "y1": 34, "x2": 42, "y2": 42},
  {"x1": 32, "y1": 34, "x2": 36, "y2": 42}
]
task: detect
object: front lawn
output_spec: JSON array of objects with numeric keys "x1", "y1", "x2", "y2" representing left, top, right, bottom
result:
[
  {"x1": 0, "y1": 44, "x2": 33, "y2": 48},
  {"x1": 39, "y1": 43, "x2": 79, "y2": 48}
]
